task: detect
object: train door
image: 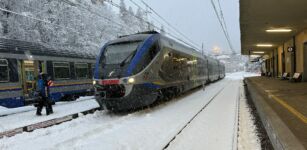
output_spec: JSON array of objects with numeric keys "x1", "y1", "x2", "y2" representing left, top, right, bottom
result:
[{"x1": 21, "y1": 60, "x2": 42, "y2": 97}]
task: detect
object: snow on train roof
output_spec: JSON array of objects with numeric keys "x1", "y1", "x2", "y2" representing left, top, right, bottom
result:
[{"x1": 0, "y1": 38, "x2": 96, "y2": 59}]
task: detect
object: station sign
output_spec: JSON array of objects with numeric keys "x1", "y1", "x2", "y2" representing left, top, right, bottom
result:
[{"x1": 287, "y1": 47, "x2": 295, "y2": 52}]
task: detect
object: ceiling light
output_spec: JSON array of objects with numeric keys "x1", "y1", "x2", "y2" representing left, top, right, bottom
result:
[
  {"x1": 256, "y1": 44, "x2": 273, "y2": 47},
  {"x1": 250, "y1": 55, "x2": 260, "y2": 58},
  {"x1": 266, "y1": 29, "x2": 292, "y2": 33},
  {"x1": 253, "y1": 51, "x2": 265, "y2": 54}
]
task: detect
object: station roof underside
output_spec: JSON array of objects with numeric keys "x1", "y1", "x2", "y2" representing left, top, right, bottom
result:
[{"x1": 240, "y1": 0, "x2": 307, "y2": 55}]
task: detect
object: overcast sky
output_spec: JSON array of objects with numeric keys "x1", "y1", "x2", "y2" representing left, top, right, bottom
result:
[{"x1": 114, "y1": 0, "x2": 240, "y2": 54}]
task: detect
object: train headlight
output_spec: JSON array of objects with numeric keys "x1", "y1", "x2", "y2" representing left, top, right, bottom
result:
[
  {"x1": 93, "y1": 80, "x2": 97, "y2": 85},
  {"x1": 128, "y1": 78, "x2": 135, "y2": 84}
]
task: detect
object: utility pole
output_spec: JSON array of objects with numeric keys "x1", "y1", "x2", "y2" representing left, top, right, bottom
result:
[{"x1": 202, "y1": 43, "x2": 204, "y2": 56}]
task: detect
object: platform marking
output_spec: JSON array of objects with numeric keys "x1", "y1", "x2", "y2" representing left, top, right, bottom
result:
[{"x1": 269, "y1": 94, "x2": 307, "y2": 124}]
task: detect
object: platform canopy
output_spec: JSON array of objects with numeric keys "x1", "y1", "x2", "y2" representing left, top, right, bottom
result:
[{"x1": 240, "y1": 0, "x2": 307, "y2": 55}]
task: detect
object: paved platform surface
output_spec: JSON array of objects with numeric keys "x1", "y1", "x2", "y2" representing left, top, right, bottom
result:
[{"x1": 245, "y1": 77, "x2": 307, "y2": 149}]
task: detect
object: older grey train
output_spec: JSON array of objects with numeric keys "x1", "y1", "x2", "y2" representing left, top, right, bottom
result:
[
  {"x1": 0, "y1": 38, "x2": 95, "y2": 108},
  {"x1": 93, "y1": 31, "x2": 225, "y2": 111}
]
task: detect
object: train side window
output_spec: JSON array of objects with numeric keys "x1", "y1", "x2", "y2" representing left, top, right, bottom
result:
[
  {"x1": 53, "y1": 62, "x2": 70, "y2": 80},
  {"x1": 75, "y1": 63, "x2": 89, "y2": 79},
  {"x1": 0, "y1": 59, "x2": 9, "y2": 82}
]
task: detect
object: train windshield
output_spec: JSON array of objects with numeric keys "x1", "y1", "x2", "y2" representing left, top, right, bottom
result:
[{"x1": 103, "y1": 41, "x2": 142, "y2": 65}]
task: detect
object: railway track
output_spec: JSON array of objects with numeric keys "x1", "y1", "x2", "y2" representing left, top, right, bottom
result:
[
  {"x1": 162, "y1": 82, "x2": 229, "y2": 149},
  {"x1": 0, "y1": 106, "x2": 101, "y2": 139}
]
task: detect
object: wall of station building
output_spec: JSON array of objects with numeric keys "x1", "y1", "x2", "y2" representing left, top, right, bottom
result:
[{"x1": 265, "y1": 29, "x2": 307, "y2": 81}]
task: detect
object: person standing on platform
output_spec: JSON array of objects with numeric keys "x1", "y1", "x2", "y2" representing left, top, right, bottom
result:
[{"x1": 36, "y1": 73, "x2": 53, "y2": 116}]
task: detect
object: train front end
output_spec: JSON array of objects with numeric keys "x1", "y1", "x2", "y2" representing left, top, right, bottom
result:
[{"x1": 93, "y1": 33, "x2": 161, "y2": 111}]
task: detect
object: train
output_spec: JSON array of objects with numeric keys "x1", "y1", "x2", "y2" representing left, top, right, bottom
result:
[
  {"x1": 93, "y1": 31, "x2": 225, "y2": 111},
  {"x1": 0, "y1": 38, "x2": 95, "y2": 108}
]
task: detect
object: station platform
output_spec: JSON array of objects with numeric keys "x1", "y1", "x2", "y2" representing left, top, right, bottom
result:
[{"x1": 244, "y1": 77, "x2": 307, "y2": 150}]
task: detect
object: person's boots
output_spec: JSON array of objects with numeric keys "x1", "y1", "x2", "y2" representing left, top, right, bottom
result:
[
  {"x1": 36, "y1": 107, "x2": 42, "y2": 116},
  {"x1": 50, "y1": 106, "x2": 54, "y2": 114},
  {"x1": 46, "y1": 106, "x2": 50, "y2": 115},
  {"x1": 49, "y1": 103, "x2": 54, "y2": 114}
]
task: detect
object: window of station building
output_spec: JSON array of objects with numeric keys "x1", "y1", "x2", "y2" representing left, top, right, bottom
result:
[
  {"x1": 75, "y1": 63, "x2": 89, "y2": 79},
  {"x1": 53, "y1": 62, "x2": 70, "y2": 80},
  {"x1": 0, "y1": 59, "x2": 9, "y2": 82}
]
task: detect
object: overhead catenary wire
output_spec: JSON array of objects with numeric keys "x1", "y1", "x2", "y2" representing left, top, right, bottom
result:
[
  {"x1": 105, "y1": 0, "x2": 200, "y2": 50},
  {"x1": 210, "y1": 0, "x2": 235, "y2": 54},
  {"x1": 121, "y1": 0, "x2": 201, "y2": 51},
  {"x1": 1, "y1": 0, "x2": 201, "y2": 52},
  {"x1": 127, "y1": 0, "x2": 198, "y2": 49},
  {"x1": 0, "y1": 7, "x2": 83, "y2": 35},
  {"x1": 138, "y1": 0, "x2": 202, "y2": 50},
  {"x1": 128, "y1": 0, "x2": 165, "y2": 29},
  {"x1": 58, "y1": 0, "x2": 134, "y2": 33},
  {"x1": 0, "y1": 3, "x2": 124, "y2": 55},
  {"x1": 104, "y1": 0, "x2": 153, "y2": 28},
  {"x1": 217, "y1": 0, "x2": 230, "y2": 41},
  {"x1": 128, "y1": 0, "x2": 175, "y2": 33},
  {"x1": 0, "y1": 2, "x2": 123, "y2": 36},
  {"x1": 4, "y1": 0, "x2": 133, "y2": 34}
]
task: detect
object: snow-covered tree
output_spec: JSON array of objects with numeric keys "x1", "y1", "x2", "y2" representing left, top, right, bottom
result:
[
  {"x1": 0, "y1": 0, "x2": 152, "y2": 55},
  {"x1": 135, "y1": 7, "x2": 148, "y2": 31},
  {"x1": 119, "y1": 0, "x2": 129, "y2": 23}
]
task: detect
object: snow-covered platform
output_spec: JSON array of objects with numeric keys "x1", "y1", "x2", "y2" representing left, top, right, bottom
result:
[
  {"x1": 245, "y1": 77, "x2": 307, "y2": 150},
  {"x1": 0, "y1": 72, "x2": 261, "y2": 150}
]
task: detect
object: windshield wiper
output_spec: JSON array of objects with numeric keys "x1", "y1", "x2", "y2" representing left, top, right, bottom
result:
[{"x1": 119, "y1": 50, "x2": 137, "y2": 67}]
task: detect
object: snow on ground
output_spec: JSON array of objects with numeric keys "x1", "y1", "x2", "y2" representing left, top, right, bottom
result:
[
  {"x1": 238, "y1": 83, "x2": 261, "y2": 150},
  {"x1": 227, "y1": 71, "x2": 260, "y2": 80},
  {"x1": 166, "y1": 80, "x2": 240, "y2": 150},
  {"x1": 0, "y1": 106, "x2": 34, "y2": 117},
  {"x1": 0, "y1": 97, "x2": 98, "y2": 132},
  {"x1": 0, "y1": 96, "x2": 95, "y2": 117},
  {"x1": 0, "y1": 72, "x2": 261, "y2": 150}
]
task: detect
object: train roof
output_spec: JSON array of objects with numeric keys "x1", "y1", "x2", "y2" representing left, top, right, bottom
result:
[
  {"x1": 0, "y1": 38, "x2": 96, "y2": 59},
  {"x1": 110, "y1": 31, "x2": 202, "y2": 57},
  {"x1": 108, "y1": 34, "x2": 152, "y2": 45},
  {"x1": 108, "y1": 31, "x2": 221, "y2": 62}
]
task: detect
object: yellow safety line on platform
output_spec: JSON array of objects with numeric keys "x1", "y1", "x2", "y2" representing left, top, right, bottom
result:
[{"x1": 270, "y1": 94, "x2": 307, "y2": 124}]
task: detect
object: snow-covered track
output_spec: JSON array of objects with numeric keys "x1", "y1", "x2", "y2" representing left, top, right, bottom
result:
[
  {"x1": 162, "y1": 84, "x2": 228, "y2": 149},
  {"x1": 0, "y1": 96, "x2": 94, "y2": 117},
  {"x1": 0, "y1": 107, "x2": 100, "y2": 139}
]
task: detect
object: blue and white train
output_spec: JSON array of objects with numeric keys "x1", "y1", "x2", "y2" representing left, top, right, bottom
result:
[{"x1": 93, "y1": 31, "x2": 225, "y2": 111}]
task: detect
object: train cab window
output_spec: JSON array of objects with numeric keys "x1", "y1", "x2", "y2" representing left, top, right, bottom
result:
[
  {"x1": 75, "y1": 63, "x2": 89, "y2": 79},
  {"x1": 0, "y1": 59, "x2": 9, "y2": 82},
  {"x1": 103, "y1": 41, "x2": 142, "y2": 65},
  {"x1": 53, "y1": 62, "x2": 70, "y2": 80},
  {"x1": 132, "y1": 42, "x2": 160, "y2": 75}
]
